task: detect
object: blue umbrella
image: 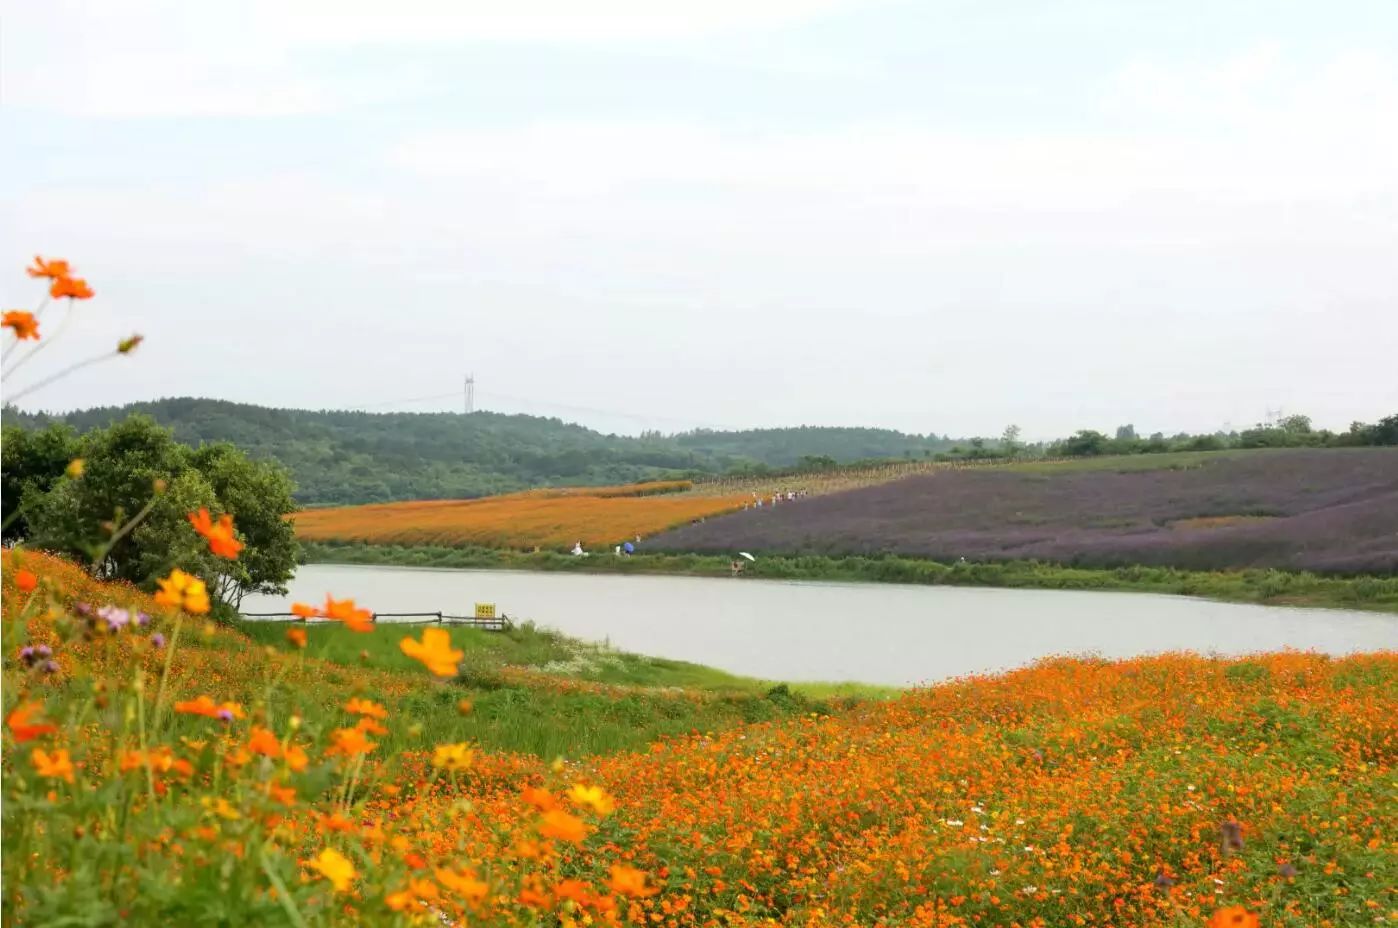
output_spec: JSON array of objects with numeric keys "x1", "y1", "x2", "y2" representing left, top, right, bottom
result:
[{"x1": 623, "y1": 542, "x2": 635, "y2": 554}]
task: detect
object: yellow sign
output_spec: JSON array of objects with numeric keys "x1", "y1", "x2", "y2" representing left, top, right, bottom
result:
[{"x1": 474, "y1": 603, "x2": 496, "y2": 619}]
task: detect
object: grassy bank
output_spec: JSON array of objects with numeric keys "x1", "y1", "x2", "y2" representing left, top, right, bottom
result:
[
  {"x1": 234, "y1": 617, "x2": 889, "y2": 756},
  {"x1": 302, "y1": 539, "x2": 1398, "y2": 612}
]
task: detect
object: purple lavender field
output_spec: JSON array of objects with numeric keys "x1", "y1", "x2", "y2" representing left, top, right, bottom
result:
[{"x1": 652, "y1": 448, "x2": 1398, "y2": 573}]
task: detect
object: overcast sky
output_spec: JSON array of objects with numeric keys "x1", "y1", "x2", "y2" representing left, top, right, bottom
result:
[{"x1": 3, "y1": 1, "x2": 1395, "y2": 439}]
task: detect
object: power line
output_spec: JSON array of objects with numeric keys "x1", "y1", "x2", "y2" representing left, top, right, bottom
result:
[
  {"x1": 352, "y1": 390, "x2": 461, "y2": 409},
  {"x1": 340, "y1": 383, "x2": 736, "y2": 431},
  {"x1": 475, "y1": 389, "x2": 735, "y2": 431}
]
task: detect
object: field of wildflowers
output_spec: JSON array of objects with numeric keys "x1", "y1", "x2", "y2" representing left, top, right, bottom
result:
[
  {"x1": 293, "y1": 482, "x2": 749, "y2": 551},
  {"x1": 655, "y1": 448, "x2": 1398, "y2": 573},
  {"x1": 5, "y1": 546, "x2": 1394, "y2": 925}
]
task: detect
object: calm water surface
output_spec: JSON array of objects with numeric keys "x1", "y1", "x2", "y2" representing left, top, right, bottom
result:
[{"x1": 243, "y1": 564, "x2": 1398, "y2": 686}]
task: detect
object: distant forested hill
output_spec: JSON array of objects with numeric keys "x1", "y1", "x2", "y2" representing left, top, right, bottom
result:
[{"x1": 2, "y1": 398, "x2": 955, "y2": 505}]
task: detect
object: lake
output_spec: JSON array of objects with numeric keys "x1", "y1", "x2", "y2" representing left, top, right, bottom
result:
[{"x1": 242, "y1": 563, "x2": 1398, "y2": 687}]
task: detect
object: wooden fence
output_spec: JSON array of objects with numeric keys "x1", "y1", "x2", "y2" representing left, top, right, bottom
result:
[{"x1": 239, "y1": 611, "x2": 512, "y2": 632}]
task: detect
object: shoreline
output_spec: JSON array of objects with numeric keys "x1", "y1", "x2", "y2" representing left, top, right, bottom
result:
[{"x1": 299, "y1": 540, "x2": 1398, "y2": 614}]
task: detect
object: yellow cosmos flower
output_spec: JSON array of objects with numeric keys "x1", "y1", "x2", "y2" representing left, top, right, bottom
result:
[
  {"x1": 431, "y1": 742, "x2": 475, "y2": 772},
  {"x1": 154, "y1": 568, "x2": 210, "y2": 614},
  {"x1": 310, "y1": 848, "x2": 356, "y2": 893}
]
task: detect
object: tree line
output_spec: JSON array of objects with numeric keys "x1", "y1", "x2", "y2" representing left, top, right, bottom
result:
[
  {"x1": 3, "y1": 398, "x2": 957, "y2": 505},
  {"x1": 1040, "y1": 413, "x2": 1398, "y2": 458},
  {"x1": 3, "y1": 416, "x2": 299, "y2": 610}
]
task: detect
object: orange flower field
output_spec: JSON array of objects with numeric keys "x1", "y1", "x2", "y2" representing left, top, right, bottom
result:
[
  {"x1": 293, "y1": 482, "x2": 748, "y2": 550},
  {"x1": 4, "y1": 547, "x2": 1394, "y2": 926}
]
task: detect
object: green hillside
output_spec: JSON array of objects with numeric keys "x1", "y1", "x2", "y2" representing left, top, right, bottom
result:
[{"x1": 2, "y1": 398, "x2": 956, "y2": 505}]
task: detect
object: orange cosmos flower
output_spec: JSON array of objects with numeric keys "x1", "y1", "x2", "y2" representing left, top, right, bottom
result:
[
  {"x1": 14, "y1": 569, "x2": 39, "y2": 592},
  {"x1": 126, "y1": 747, "x2": 191, "y2": 778},
  {"x1": 537, "y1": 808, "x2": 588, "y2": 844},
  {"x1": 187, "y1": 508, "x2": 244, "y2": 559},
  {"x1": 1207, "y1": 907, "x2": 1261, "y2": 928},
  {"x1": 27, "y1": 256, "x2": 71, "y2": 279},
  {"x1": 2, "y1": 310, "x2": 39, "y2": 340},
  {"x1": 283, "y1": 743, "x2": 309, "y2": 772},
  {"x1": 522, "y1": 785, "x2": 557, "y2": 811},
  {"x1": 322, "y1": 596, "x2": 374, "y2": 632},
  {"x1": 553, "y1": 880, "x2": 593, "y2": 905},
  {"x1": 385, "y1": 878, "x2": 440, "y2": 912},
  {"x1": 354, "y1": 717, "x2": 387, "y2": 736},
  {"x1": 567, "y1": 782, "x2": 615, "y2": 816},
  {"x1": 247, "y1": 726, "x2": 282, "y2": 758},
  {"x1": 320, "y1": 811, "x2": 355, "y2": 833},
  {"x1": 309, "y1": 848, "x2": 356, "y2": 893},
  {"x1": 435, "y1": 867, "x2": 490, "y2": 901},
  {"x1": 7, "y1": 702, "x2": 57, "y2": 742},
  {"x1": 607, "y1": 864, "x2": 660, "y2": 898},
  {"x1": 49, "y1": 276, "x2": 94, "y2": 300},
  {"x1": 399, "y1": 627, "x2": 463, "y2": 677},
  {"x1": 286, "y1": 627, "x2": 307, "y2": 648},
  {"x1": 173, "y1": 695, "x2": 245, "y2": 720},
  {"x1": 31, "y1": 747, "x2": 75, "y2": 783},
  {"x1": 518, "y1": 887, "x2": 553, "y2": 908},
  {"x1": 343, "y1": 697, "x2": 388, "y2": 719},
  {"x1": 154, "y1": 569, "x2": 210, "y2": 614},
  {"x1": 325, "y1": 726, "x2": 375, "y2": 757},
  {"x1": 264, "y1": 783, "x2": 297, "y2": 807}
]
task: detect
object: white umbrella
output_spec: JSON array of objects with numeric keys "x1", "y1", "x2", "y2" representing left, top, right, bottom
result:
[{"x1": 738, "y1": 552, "x2": 756, "y2": 562}]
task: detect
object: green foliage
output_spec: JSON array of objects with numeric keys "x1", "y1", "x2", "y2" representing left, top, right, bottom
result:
[
  {"x1": 233, "y1": 619, "x2": 860, "y2": 757},
  {"x1": 4, "y1": 399, "x2": 958, "y2": 505},
  {"x1": 13, "y1": 416, "x2": 298, "y2": 604},
  {"x1": 1, "y1": 422, "x2": 81, "y2": 541},
  {"x1": 1058, "y1": 429, "x2": 1111, "y2": 456}
]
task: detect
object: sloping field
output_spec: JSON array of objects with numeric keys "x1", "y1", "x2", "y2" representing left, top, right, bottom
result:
[
  {"x1": 8, "y1": 549, "x2": 1395, "y2": 925},
  {"x1": 294, "y1": 481, "x2": 748, "y2": 550},
  {"x1": 653, "y1": 448, "x2": 1398, "y2": 572}
]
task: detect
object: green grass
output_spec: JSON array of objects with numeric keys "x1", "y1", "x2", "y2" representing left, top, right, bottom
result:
[
  {"x1": 234, "y1": 619, "x2": 886, "y2": 756},
  {"x1": 301, "y1": 540, "x2": 1398, "y2": 613}
]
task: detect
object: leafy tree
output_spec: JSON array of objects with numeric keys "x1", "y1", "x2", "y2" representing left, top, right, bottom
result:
[
  {"x1": 18, "y1": 416, "x2": 299, "y2": 606},
  {"x1": 1368, "y1": 414, "x2": 1398, "y2": 445},
  {"x1": 28, "y1": 417, "x2": 193, "y2": 579},
  {"x1": 1058, "y1": 430, "x2": 1110, "y2": 456},
  {"x1": 1001, "y1": 424, "x2": 1022, "y2": 455},
  {"x1": 1114, "y1": 424, "x2": 1137, "y2": 442},
  {"x1": 2, "y1": 423, "x2": 80, "y2": 541}
]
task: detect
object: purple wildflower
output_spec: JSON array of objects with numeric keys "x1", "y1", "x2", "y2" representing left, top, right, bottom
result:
[
  {"x1": 19, "y1": 646, "x2": 36, "y2": 666},
  {"x1": 135, "y1": 611, "x2": 151, "y2": 627},
  {"x1": 43, "y1": 660, "x2": 59, "y2": 674},
  {"x1": 151, "y1": 633, "x2": 166, "y2": 650},
  {"x1": 216, "y1": 708, "x2": 234, "y2": 722},
  {"x1": 97, "y1": 605, "x2": 132, "y2": 632}
]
